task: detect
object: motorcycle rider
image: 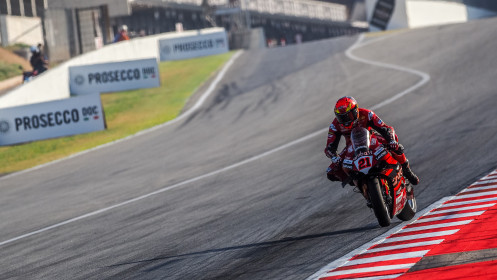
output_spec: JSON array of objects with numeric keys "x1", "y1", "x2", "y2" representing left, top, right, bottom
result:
[
  {"x1": 29, "y1": 45, "x2": 47, "y2": 75},
  {"x1": 325, "y1": 96, "x2": 419, "y2": 186}
]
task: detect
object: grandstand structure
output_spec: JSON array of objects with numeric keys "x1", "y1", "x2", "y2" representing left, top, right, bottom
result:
[
  {"x1": 115, "y1": 0, "x2": 367, "y2": 47},
  {"x1": 5, "y1": 0, "x2": 495, "y2": 62}
]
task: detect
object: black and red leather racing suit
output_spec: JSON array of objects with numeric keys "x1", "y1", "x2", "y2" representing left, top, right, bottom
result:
[{"x1": 325, "y1": 108, "x2": 408, "y2": 182}]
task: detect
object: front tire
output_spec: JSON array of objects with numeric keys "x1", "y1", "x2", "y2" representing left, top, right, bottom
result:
[
  {"x1": 367, "y1": 177, "x2": 391, "y2": 227},
  {"x1": 397, "y1": 184, "x2": 417, "y2": 221}
]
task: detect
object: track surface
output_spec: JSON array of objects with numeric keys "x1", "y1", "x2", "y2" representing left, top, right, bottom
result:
[{"x1": 1, "y1": 18, "x2": 497, "y2": 279}]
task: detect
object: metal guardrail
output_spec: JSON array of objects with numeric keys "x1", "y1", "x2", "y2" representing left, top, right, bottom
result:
[{"x1": 154, "y1": 0, "x2": 348, "y2": 22}]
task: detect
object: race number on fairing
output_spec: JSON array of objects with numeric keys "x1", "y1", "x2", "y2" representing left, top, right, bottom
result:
[{"x1": 355, "y1": 155, "x2": 373, "y2": 174}]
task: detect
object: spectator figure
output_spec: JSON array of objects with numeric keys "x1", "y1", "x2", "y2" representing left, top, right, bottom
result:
[
  {"x1": 29, "y1": 45, "x2": 47, "y2": 75},
  {"x1": 114, "y1": 25, "x2": 130, "y2": 42}
]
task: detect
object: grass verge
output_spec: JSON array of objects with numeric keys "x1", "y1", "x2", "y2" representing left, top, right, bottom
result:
[
  {"x1": 0, "y1": 52, "x2": 234, "y2": 175},
  {"x1": 0, "y1": 61, "x2": 22, "y2": 81}
]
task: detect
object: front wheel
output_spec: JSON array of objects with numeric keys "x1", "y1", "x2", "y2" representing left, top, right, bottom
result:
[
  {"x1": 367, "y1": 177, "x2": 391, "y2": 227},
  {"x1": 397, "y1": 184, "x2": 417, "y2": 221}
]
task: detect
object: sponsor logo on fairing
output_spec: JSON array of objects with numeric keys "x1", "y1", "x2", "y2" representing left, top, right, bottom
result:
[{"x1": 374, "y1": 147, "x2": 387, "y2": 159}]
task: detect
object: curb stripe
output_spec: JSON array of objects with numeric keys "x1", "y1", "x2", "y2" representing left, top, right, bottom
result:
[
  {"x1": 472, "y1": 179, "x2": 497, "y2": 185},
  {"x1": 344, "y1": 274, "x2": 403, "y2": 280},
  {"x1": 383, "y1": 230, "x2": 459, "y2": 243},
  {"x1": 347, "y1": 251, "x2": 429, "y2": 265},
  {"x1": 442, "y1": 197, "x2": 497, "y2": 207},
  {"x1": 402, "y1": 220, "x2": 472, "y2": 232},
  {"x1": 464, "y1": 185, "x2": 497, "y2": 192},
  {"x1": 333, "y1": 258, "x2": 420, "y2": 271},
  {"x1": 322, "y1": 264, "x2": 413, "y2": 278},
  {"x1": 367, "y1": 240, "x2": 444, "y2": 253},
  {"x1": 456, "y1": 190, "x2": 497, "y2": 198},
  {"x1": 433, "y1": 203, "x2": 496, "y2": 213},
  {"x1": 416, "y1": 212, "x2": 484, "y2": 223}
]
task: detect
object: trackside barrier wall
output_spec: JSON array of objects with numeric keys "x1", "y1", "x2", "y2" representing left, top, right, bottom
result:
[
  {"x1": 366, "y1": 0, "x2": 497, "y2": 31},
  {"x1": 0, "y1": 15, "x2": 43, "y2": 47},
  {"x1": 0, "y1": 27, "x2": 226, "y2": 109}
]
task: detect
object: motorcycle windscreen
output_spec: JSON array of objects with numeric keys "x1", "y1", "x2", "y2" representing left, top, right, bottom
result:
[{"x1": 351, "y1": 127, "x2": 370, "y2": 154}]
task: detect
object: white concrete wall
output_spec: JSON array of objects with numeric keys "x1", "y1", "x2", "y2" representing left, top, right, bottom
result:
[
  {"x1": 366, "y1": 0, "x2": 497, "y2": 31},
  {"x1": 0, "y1": 15, "x2": 43, "y2": 47},
  {"x1": 406, "y1": 1, "x2": 467, "y2": 29},
  {"x1": 0, "y1": 27, "x2": 225, "y2": 109},
  {"x1": 48, "y1": 0, "x2": 130, "y2": 17}
]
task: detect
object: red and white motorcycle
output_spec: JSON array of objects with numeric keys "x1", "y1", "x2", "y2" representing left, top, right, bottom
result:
[{"x1": 343, "y1": 127, "x2": 417, "y2": 227}]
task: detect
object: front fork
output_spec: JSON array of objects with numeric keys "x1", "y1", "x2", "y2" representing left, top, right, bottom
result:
[{"x1": 359, "y1": 178, "x2": 393, "y2": 205}]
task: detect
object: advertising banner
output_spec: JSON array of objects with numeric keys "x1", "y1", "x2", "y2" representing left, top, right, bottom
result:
[
  {"x1": 159, "y1": 30, "x2": 229, "y2": 61},
  {"x1": 69, "y1": 58, "x2": 160, "y2": 95},
  {"x1": 0, "y1": 94, "x2": 106, "y2": 146}
]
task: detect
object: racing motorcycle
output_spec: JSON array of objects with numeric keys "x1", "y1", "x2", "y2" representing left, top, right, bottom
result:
[{"x1": 343, "y1": 127, "x2": 417, "y2": 227}]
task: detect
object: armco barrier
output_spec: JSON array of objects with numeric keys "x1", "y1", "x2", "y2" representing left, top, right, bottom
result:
[{"x1": 0, "y1": 27, "x2": 226, "y2": 109}]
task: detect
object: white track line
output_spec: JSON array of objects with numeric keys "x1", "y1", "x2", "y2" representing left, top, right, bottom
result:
[
  {"x1": 307, "y1": 33, "x2": 432, "y2": 280},
  {"x1": 0, "y1": 51, "x2": 244, "y2": 182}
]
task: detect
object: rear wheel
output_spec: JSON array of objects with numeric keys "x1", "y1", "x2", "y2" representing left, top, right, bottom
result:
[
  {"x1": 397, "y1": 184, "x2": 417, "y2": 221},
  {"x1": 367, "y1": 177, "x2": 391, "y2": 227}
]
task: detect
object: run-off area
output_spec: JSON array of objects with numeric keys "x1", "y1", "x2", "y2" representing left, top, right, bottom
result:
[{"x1": 313, "y1": 169, "x2": 497, "y2": 280}]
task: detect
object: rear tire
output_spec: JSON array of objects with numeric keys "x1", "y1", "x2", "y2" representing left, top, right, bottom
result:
[
  {"x1": 397, "y1": 184, "x2": 417, "y2": 221},
  {"x1": 367, "y1": 177, "x2": 391, "y2": 227}
]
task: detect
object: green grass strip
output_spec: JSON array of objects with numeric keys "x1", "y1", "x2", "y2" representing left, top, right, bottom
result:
[
  {"x1": 0, "y1": 61, "x2": 22, "y2": 81},
  {"x1": 0, "y1": 52, "x2": 234, "y2": 175}
]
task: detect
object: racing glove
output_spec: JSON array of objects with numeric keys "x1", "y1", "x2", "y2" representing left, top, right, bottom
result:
[{"x1": 388, "y1": 140, "x2": 399, "y2": 151}]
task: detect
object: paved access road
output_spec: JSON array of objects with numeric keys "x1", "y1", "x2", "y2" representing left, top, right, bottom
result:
[{"x1": 1, "y1": 17, "x2": 497, "y2": 279}]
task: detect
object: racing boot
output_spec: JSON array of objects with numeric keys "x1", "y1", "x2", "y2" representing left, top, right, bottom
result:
[{"x1": 402, "y1": 161, "x2": 419, "y2": 185}]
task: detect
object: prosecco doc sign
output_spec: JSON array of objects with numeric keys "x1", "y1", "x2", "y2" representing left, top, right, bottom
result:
[
  {"x1": 0, "y1": 94, "x2": 106, "y2": 146},
  {"x1": 159, "y1": 30, "x2": 229, "y2": 61},
  {"x1": 69, "y1": 58, "x2": 160, "y2": 95}
]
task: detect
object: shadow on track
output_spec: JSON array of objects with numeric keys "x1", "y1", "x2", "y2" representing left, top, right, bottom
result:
[{"x1": 106, "y1": 223, "x2": 396, "y2": 268}]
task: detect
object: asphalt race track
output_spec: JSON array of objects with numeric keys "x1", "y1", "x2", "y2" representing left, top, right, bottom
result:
[{"x1": 1, "y1": 17, "x2": 497, "y2": 279}]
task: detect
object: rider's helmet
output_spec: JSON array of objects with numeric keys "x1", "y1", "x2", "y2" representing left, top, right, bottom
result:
[
  {"x1": 30, "y1": 46, "x2": 39, "y2": 53},
  {"x1": 334, "y1": 96, "x2": 359, "y2": 128}
]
